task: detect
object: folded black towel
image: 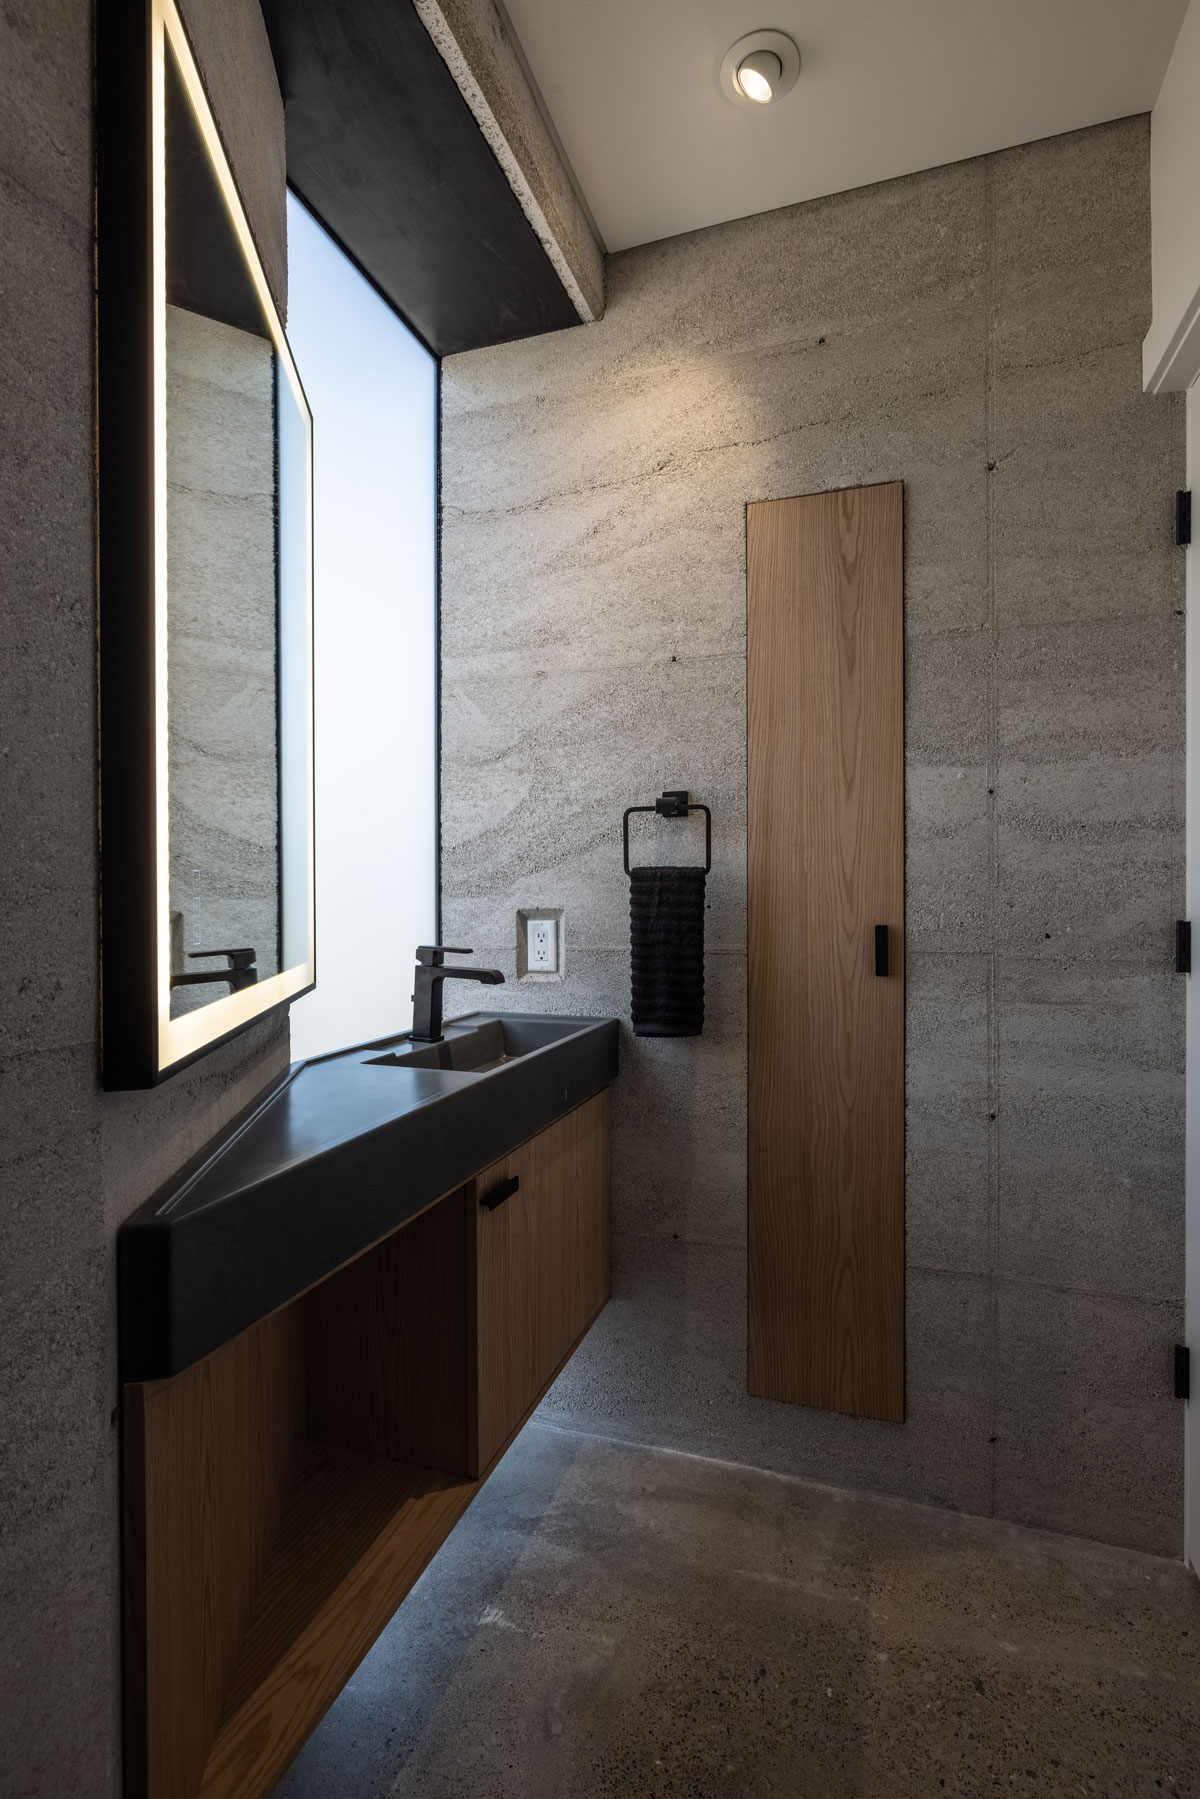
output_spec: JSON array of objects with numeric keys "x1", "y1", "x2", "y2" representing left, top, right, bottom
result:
[{"x1": 630, "y1": 865, "x2": 706, "y2": 1037}]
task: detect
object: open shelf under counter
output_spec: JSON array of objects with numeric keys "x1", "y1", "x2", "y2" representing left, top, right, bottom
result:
[{"x1": 122, "y1": 1073, "x2": 614, "y2": 1799}]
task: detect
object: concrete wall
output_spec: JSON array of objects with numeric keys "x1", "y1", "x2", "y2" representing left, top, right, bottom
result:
[
  {"x1": 0, "y1": 2, "x2": 289, "y2": 1792},
  {"x1": 166, "y1": 307, "x2": 280, "y2": 1009},
  {"x1": 440, "y1": 116, "x2": 1188, "y2": 1557}
]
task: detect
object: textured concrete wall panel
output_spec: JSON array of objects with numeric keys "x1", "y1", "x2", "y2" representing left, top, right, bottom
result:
[
  {"x1": 0, "y1": 3, "x2": 290, "y2": 1793},
  {"x1": 440, "y1": 116, "x2": 1186, "y2": 1557}
]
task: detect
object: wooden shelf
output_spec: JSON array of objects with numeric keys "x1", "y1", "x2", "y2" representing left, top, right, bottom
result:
[{"x1": 198, "y1": 1443, "x2": 477, "y2": 1799}]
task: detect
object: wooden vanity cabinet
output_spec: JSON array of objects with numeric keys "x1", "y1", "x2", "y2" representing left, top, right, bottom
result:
[
  {"x1": 472, "y1": 1090, "x2": 611, "y2": 1472},
  {"x1": 123, "y1": 1090, "x2": 611, "y2": 1799}
]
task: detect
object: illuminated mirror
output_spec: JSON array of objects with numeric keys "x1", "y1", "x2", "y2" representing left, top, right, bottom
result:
[{"x1": 98, "y1": 0, "x2": 314, "y2": 1086}]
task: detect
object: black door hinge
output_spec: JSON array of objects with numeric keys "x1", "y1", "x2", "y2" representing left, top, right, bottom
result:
[
  {"x1": 1177, "y1": 921, "x2": 1191, "y2": 974},
  {"x1": 1177, "y1": 491, "x2": 1192, "y2": 547},
  {"x1": 1175, "y1": 1345, "x2": 1190, "y2": 1401}
]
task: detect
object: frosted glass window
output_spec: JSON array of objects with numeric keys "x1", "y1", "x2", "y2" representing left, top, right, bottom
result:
[{"x1": 285, "y1": 195, "x2": 437, "y2": 1061}]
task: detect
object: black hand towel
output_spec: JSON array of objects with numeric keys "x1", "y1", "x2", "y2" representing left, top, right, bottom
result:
[{"x1": 630, "y1": 865, "x2": 706, "y2": 1037}]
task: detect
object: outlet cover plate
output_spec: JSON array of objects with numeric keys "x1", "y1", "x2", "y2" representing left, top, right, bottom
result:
[
  {"x1": 527, "y1": 915, "x2": 557, "y2": 971},
  {"x1": 516, "y1": 907, "x2": 564, "y2": 981}
]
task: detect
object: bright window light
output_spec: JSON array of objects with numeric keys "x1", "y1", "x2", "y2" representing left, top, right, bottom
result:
[{"x1": 285, "y1": 194, "x2": 438, "y2": 1061}]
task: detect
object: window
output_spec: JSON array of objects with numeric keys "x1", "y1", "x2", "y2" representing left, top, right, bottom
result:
[{"x1": 285, "y1": 196, "x2": 437, "y2": 1061}]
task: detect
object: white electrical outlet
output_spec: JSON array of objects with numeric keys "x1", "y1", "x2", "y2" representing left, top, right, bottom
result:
[{"x1": 527, "y1": 915, "x2": 558, "y2": 973}]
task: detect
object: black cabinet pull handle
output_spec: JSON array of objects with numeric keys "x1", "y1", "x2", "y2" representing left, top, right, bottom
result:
[
  {"x1": 480, "y1": 1174, "x2": 520, "y2": 1212},
  {"x1": 874, "y1": 925, "x2": 889, "y2": 977}
]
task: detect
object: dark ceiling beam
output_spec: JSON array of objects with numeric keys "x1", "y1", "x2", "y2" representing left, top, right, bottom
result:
[
  {"x1": 261, "y1": 0, "x2": 584, "y2": 356},
  {"x1": 413, "y1": 0, "x2": 604, "y2": 323}
]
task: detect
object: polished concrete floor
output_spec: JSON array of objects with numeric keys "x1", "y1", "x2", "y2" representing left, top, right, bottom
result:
[{"x1": 274, "y1": 1422, "x2": 1200, "y2": 1798}]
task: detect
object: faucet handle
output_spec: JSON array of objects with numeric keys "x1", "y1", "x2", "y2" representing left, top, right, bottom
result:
[
  {"x1": 416, "y1": 944, "x2": 473, "y2": 967},
  {"x1": 189, "y1": 947, "x2": 257, "y2": 970}
]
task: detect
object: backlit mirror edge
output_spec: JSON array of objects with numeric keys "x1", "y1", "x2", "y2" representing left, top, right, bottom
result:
[{"x1": 97, "y1": 0, "x2": 316, "y2": 1090}]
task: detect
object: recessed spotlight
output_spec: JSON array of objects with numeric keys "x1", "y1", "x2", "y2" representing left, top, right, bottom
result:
[
  {"x1": 720, "y1": 31, "x2": 800, "y2": 108},
  {"x1": 737, "y1": 50, "x2": 781, "y2": 103}
]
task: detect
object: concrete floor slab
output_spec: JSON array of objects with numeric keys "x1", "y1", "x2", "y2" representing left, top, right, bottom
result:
[{"x1": 275, "y1": 1424, "x2": 1200, "y2": 1798}]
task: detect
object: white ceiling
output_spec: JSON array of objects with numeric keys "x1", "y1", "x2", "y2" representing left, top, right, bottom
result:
[{"x1": 502, "y1": 0, "x2": 1189, "y2": 252}]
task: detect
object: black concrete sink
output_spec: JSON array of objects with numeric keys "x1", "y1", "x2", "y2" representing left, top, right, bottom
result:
[
  {"x1": 118, "y1": 1011, "x2": 619, "y2": 1382},
  {"x1": 366, "y1": 1015, "x2": 584, "y2": 1074}
]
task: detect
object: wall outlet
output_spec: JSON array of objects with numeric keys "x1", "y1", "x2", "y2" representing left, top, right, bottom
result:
[
  {"x1": 526, "y1": 914, "x2": 558, "y2": 973},
  {"x1": 516, "y1": 907, "x2": 564, "y2": 980}
]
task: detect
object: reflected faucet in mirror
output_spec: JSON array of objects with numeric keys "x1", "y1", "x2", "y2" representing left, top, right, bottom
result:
[
  {"x1": 411, "y1": 945, "x2": 504, "y2": 1043},
  {"x1": 169, "y1": 947, "x2": 259, "y2": 995},
  {"x1": 97, "y1": 0, "x2": 315, "y2": 1086}
]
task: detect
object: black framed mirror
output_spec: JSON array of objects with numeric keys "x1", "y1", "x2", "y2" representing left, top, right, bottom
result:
[{"x1": 98, "y1": 0, "x2": 315, "y2": 1088}]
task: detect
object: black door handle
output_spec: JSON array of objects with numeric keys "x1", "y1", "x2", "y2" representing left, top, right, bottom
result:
[
  {"x1": 480, "y1": 1174, "x2": 520, "y2": 1212},
  {"x1": 874, "y1": 925, "x2": 889, "y2": 977}
]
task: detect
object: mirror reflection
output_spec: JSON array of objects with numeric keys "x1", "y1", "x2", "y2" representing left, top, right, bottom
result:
[{"x1": 163, "y1": 40, "x2": 307, "y2": 1018}]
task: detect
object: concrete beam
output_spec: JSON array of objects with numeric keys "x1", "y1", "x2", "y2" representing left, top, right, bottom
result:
[{"x1": 413, "y1": 0, "x2": 605, "y2": 324}]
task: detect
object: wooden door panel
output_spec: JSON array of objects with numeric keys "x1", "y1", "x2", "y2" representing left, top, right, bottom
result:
[
  {"x1": 746, "y1": 483, "x2": 905, "y2": 1422},
  {"x1": 568, "y1": 1092, "x2": 611, "y2": 1340},
  {"x1": 473, "y1": 1091, "x2": 611, "y2": 1473},
  {"x1": 474, "y1": 1150, "x2": 543, "y2": 1472}
]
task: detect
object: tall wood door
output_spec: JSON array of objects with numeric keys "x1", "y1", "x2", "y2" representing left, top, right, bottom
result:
[{"x1": 746, "y1": 482, "x2": 904, "y2": 1422}]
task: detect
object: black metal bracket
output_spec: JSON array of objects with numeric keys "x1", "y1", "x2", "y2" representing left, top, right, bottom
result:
[
  {"x1": 1177, "y1": 921, "x2": 1191, "y2": 975},
  {"x1": 874, "y1": 925, "x2": 889, "y2": 977},
  {"x1": 1177, "y1": 491, "x2": 1192, "y2": 548},
  {"x1": 623, "y1": 791, "x2": 712, "y2": 875},
  {"x1": 1175, "y1": 1344, "x2": 1190, "y2": 1401},
  {"x1": 480, "y1": 1174, "x2": 520, "y2": 1212}
]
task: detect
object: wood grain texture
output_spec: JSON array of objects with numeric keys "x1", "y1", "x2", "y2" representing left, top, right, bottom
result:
[
  {"x1": 473, "y1": 1090, "x2": 611, "y2": 1473},
  {"x1": 746, "y1": 482, "x2": 905, "y2": 1422},
  {"x1": 197, "y1": 1445, "x2": 474, "y2": 1799},
  {"x1": 305, "y1": 1184, "x2": 473, "y2": 1475},
  {"x1": 124, "y1": 1304, "x2": 305, "y2": 1799},
  {"x1": 122, "y1": 1384, "x2": 152, "y2": 1799},
  {"x1": 123, "y1": 1095, "x2": 613, "y2": 1799}
]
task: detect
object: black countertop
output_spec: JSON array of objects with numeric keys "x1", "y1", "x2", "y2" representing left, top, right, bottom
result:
[{"x1": 119, "y1": 1013, "x2": 619, "y2": 1381}]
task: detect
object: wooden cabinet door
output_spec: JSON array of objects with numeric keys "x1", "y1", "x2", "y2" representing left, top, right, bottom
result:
[
  {"x1": 747, "y1": 483, "x2": 905, "y2": 1422},
  {"x1": 472, "y1": 1090, "x2": 610, "y2": 1473}
]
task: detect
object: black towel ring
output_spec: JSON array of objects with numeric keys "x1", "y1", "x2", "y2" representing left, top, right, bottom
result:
[{"x1": 623, "y1": 790, "x2": 712, "y2": 876}]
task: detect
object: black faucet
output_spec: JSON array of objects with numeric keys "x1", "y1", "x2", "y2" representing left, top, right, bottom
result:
[
  {"x1": 411, "y1": 945, "x2": 504, "y2": 1043},
  {"x1": 169, "y1": 947, "x2": 258, "y2": 994}
]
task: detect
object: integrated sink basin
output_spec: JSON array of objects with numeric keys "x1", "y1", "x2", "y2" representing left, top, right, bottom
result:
[
  {"x1": 366, "y1": 1015, "x2": 580, "y2": 1073},
  {"x1": 119, "y1": 1010, "x2": 619, "y2": 1381}
]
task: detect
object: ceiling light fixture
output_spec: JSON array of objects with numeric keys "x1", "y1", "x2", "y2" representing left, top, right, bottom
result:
[
  {"x1": 737, "y1": 50, "x2": 781, "y2": 103},
  {"x1": 720, "y1": 31, "x2": 800, "y2": 108}
]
